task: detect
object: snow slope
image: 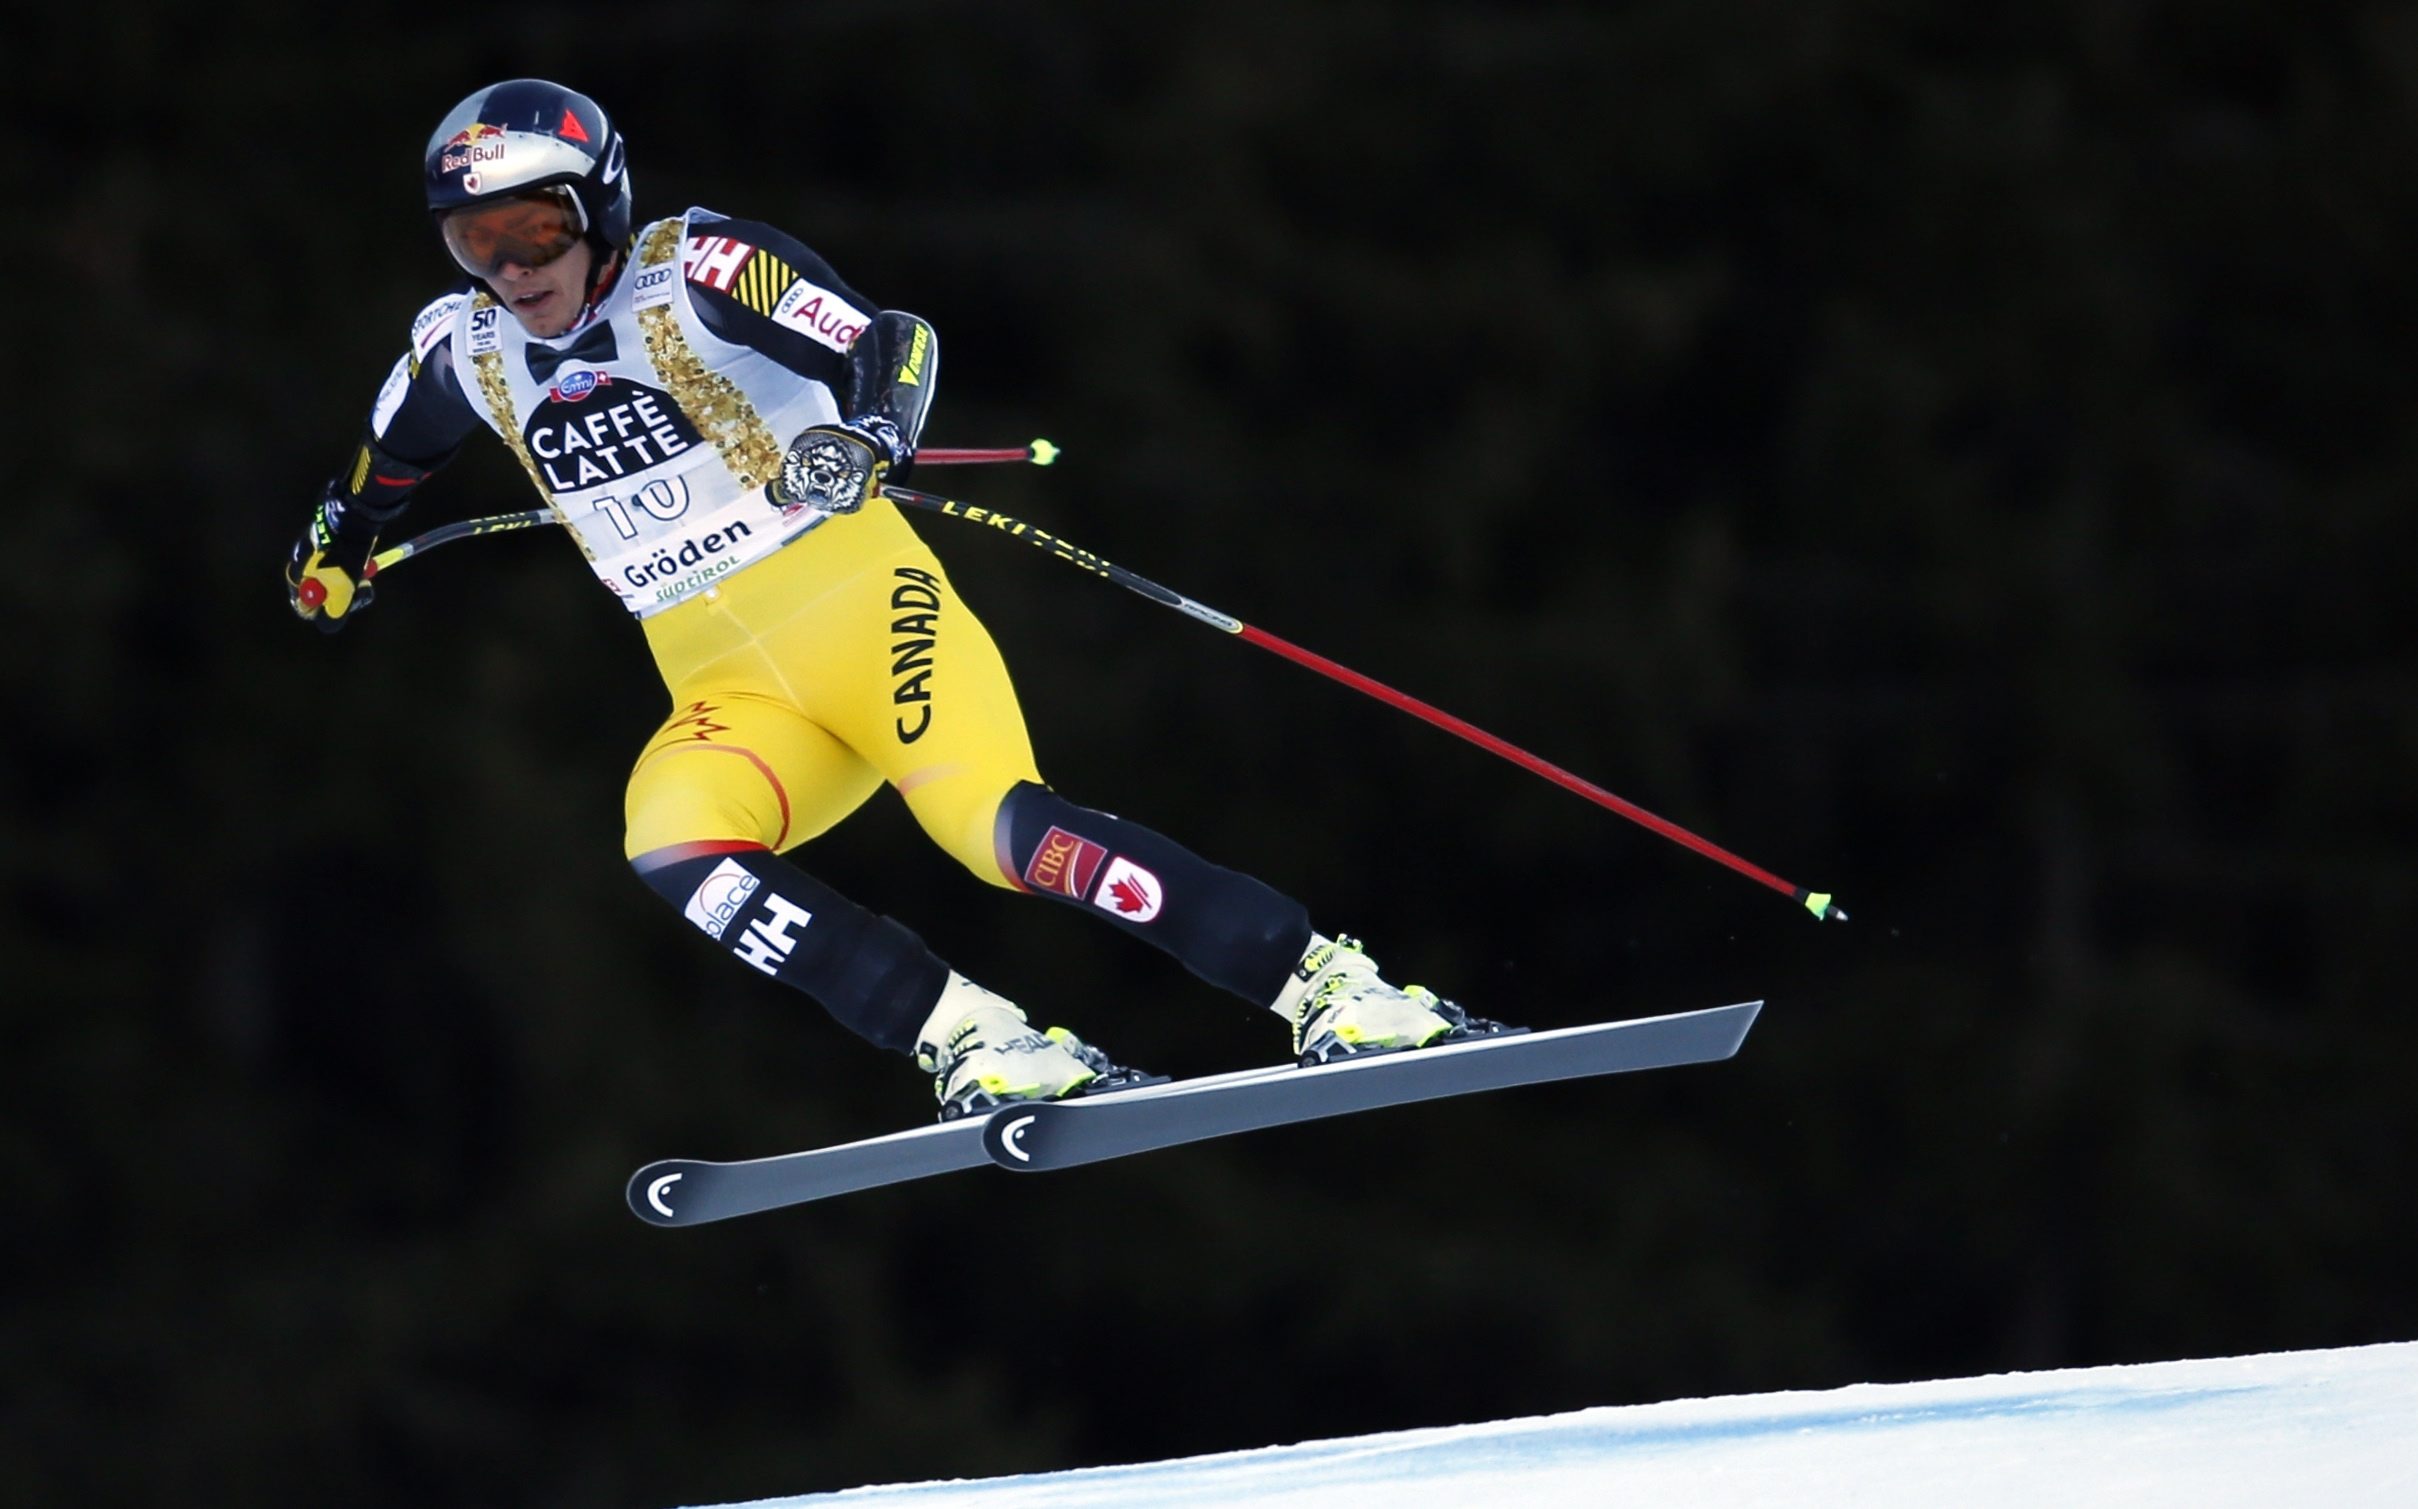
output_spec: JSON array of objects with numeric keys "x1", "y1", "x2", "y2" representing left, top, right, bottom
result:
[{"x1": 692, "y1": 1341, "x2": 2417, "y2": 1508}]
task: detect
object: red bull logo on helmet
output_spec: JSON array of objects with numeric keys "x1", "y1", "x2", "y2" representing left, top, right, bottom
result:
[{"x1": 439, "y1": 134, "x2": 511, "y2": 175}]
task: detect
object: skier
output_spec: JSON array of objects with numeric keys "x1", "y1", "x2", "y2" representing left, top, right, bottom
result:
[{"x1": 288, "y1": 79, "x2": 1507, "y2": 1120}]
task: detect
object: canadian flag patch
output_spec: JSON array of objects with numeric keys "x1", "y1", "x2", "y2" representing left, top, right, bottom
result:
[{"x1": 1090, "y1": 857, "x2": 1164, "y2": 923}]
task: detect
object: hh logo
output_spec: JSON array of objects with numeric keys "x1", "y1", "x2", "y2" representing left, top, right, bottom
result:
[
  {"x1": 683, "y1": 235, "x2": 757, "y2": 292},
  {"x1": 1091, "y1": 857, "x2": 1163, "y2": 923},
  {"x1": 733, "y1": 893, "x2": 815, "y2": 976},
  {"x1": 1024, "y1": 826, "x2": 1107, "y2": 900}
]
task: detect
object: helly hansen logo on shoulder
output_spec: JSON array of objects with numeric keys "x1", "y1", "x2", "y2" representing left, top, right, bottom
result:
[
  {"x1": 683, "y1": 235, "x2": 756, "y2": 291},
  {"x1": 891, "y1": 565, "x2": 942, "y2": 744}
]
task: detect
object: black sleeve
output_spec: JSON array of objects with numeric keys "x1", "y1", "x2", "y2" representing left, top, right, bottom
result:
[
  {"x1": 374, "y1": 339, "x2": 480, "y2": 469},
  {"x1": 324, "y1": 320, "x2": 482, "y2": 535},
  {"x1": 681, "y1": 217, "x2": 939, "y2": 466},
  {"x1": 682, "y1": 216, "x2": 882, "y2": 390}
]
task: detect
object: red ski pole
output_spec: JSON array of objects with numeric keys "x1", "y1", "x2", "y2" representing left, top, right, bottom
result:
[
  {"x1": 883, "y1": 485, "x2": 1845, "y2": 922},
  {"x1": 354, "y1": 458, "x2": 1843, "y2": 921},
  {"x1": 920, "y1": 439, "x2": 1059, "y2": 468}
]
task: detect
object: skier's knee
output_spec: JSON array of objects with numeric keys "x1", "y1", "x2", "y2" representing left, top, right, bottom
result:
[
  {"x1": 896, "y1": 771, "x2": 1028, "y2": 890},
  {"x1": 628, "y1": 843, "x2": 947, "y2": 1053},
  {"x1": 623, "y1": 780, "x2": 785, "y2": 860}
]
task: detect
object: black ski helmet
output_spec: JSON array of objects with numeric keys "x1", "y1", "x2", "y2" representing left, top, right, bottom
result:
[{"x1": 423, "y1": 79, "x2": 631, "y2": 253}]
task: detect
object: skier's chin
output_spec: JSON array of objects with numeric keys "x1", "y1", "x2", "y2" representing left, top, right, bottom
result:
[{"x1": 506, "y1": 287, "x2": 573, "y2": 336}]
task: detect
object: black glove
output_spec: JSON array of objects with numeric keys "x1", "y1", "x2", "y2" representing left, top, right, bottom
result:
[
  {"x1": 285, "y1": 486, "x2": 381, "y2": 632},
  {"x1": 771, "y1": 419, "x2": 902, "y2": 516}
]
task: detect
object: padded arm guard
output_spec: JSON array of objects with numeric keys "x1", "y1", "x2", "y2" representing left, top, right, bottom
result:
[{"x1": 843, "y1": 311, "x2": 938, "y2": 472}]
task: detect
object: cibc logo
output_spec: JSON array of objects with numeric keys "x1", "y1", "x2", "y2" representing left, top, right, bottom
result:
[{"x1": 1023, "y1": 825, "x2": 1106, "y2": 900}]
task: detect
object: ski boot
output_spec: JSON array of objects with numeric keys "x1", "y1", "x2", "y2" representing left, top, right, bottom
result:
[
  {"x1": 1276, "y1": 935, "x2": 1517, "y2": 1066},
  {"x1": 914, "y1": 974, "x2": 1151, "y2": 1122}
]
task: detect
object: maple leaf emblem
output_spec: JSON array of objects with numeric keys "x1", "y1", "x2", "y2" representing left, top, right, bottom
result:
[
  {"x1": 1089, "y1": 858, "x2": 1163, "y2": 923},
  {"x1": 1106, "y1": 873, "x2": 1156, "y2": 915}
]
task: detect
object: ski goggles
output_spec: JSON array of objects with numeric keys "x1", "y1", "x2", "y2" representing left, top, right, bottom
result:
[{"x1": 438, "y1": 186, "x2": 586, "y2": 278}]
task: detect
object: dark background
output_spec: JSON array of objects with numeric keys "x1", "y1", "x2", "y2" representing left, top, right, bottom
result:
[{"x1": 11, "y1": 2, "x2": 2417, "y2": 1504}]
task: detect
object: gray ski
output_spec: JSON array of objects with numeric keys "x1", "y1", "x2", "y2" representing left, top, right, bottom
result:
[
  {"x1": 628, "y1": 1118, "x2": 993, "y2": 1227},
  {"x1": 977, "y1": 1001, "x2": 1762, "y2": 1174},
  {"x1": 627, "y1": 1059, "x2": 1298, "y2": 1226},
  {"x1": 627, "y1": 1001, "x2": 1759, "y2": 1225}
]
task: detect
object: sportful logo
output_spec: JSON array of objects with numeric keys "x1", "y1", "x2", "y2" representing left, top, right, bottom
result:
[
  {"x1": 411, "y1": 292, "x2": 467, "y2": 360},
  {"x1": 1091, "y1": 858, "x2": 1164, "y2": 922},
  {"x1": 682, "y1": 858, "x2": 760, "y2": 940}
]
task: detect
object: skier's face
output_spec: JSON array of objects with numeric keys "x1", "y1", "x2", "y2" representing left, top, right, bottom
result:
[{"x1": 491, "y1": 238, "x2": 595, "y2": 339}]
